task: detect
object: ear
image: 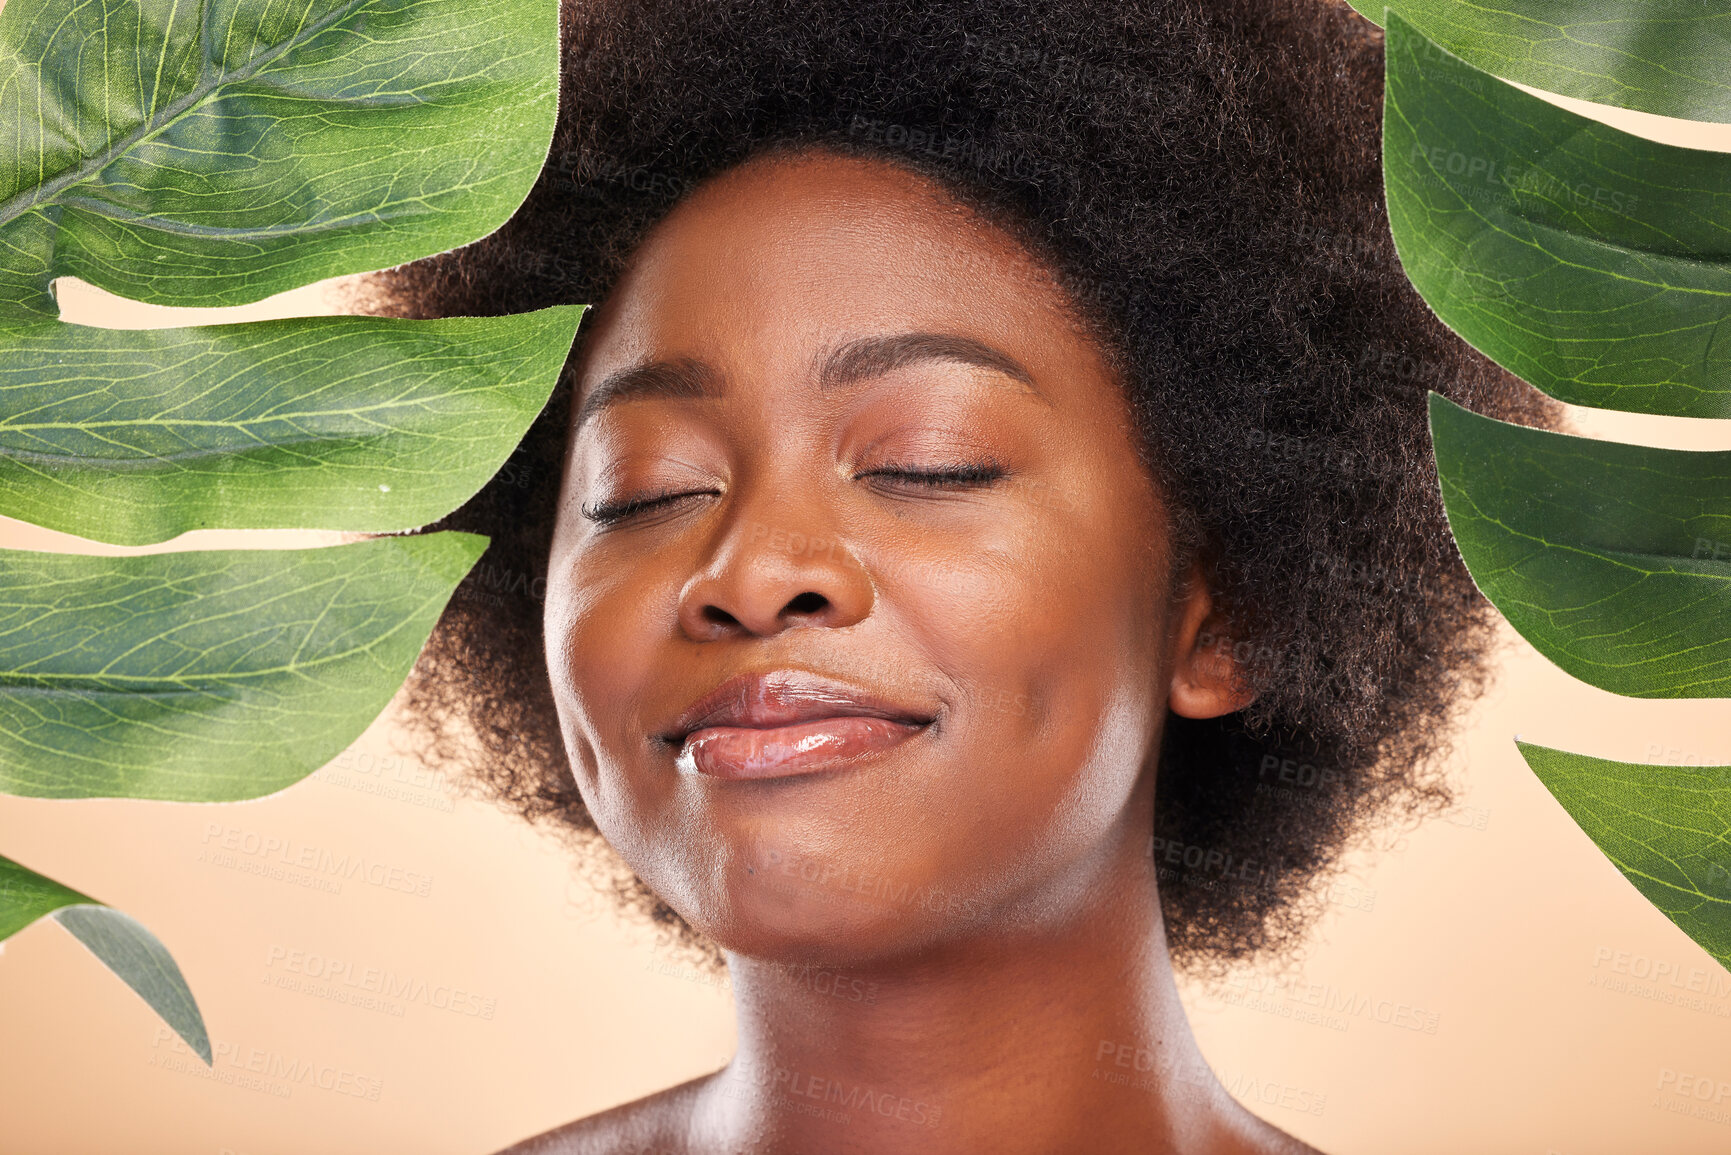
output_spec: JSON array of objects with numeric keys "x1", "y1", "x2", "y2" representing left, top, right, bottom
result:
[{"x1": 1166, "y1": 560, "x2": 1258, "y2": 720}]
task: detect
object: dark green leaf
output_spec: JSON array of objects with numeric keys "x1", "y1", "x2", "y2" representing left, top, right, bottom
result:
[
  {"x1": 0, "y1": 0, "x2": 559, "y2": 316},
  {"x1": 0, "y1": 850, "x2": 86, "y2": 940},
  {"x1": 0, "y1": 306, "x2": 582, "y2": 545},
  {"x1": 1430, "y1": 391, "x2": 1731, "y2": 696},
  {"x1": 1353, "y1": 1, "x2": 1731, "y2": 124},
  {"x1": 0, "y1": 532, "x2": 486, "y2": 800},
  {"x1": 1519, "y1": 740, "x2": 1731, "y2": 973},
  {"x1": 1385, "y1": 13, "x2": 1731, "y2": 417},
  {"x1": 0, "y1": 852, "x2": 210, "y2": 1062}
]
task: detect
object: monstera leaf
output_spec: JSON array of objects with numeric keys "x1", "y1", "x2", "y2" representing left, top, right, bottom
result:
[
  {"x1": 1390, "y1": 10, "x2": 1731, "y2": 972},
  {"x1": 0, "y1": 0, "x2": 575, "y2": 1058},
  {"x1": 0, "y1": 308, "x2": 580, "y2": 545},
  {"x1": 1385, "y1": 12, "x2": 1731, "y2": 419},
  {"x1": 1352, "y1": 1, "x2": 1731, "y2": 124},
  {"x1": 0, "y1": 533, "x2": 489, "y2": 800},
  {"x1": 1521, "y1": 743, "x2": 1731, "y2": 970},
  {"x1": 0, "y1": 0, "x2": 558, "y2": 314},
  {"x1": 1430, "y1": 393, "x2": 1731, "y2": 698}
]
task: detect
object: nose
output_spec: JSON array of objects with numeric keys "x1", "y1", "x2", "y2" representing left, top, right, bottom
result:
[{"x1": 675, "y1": 510, "x2": 873, "y2": 641}]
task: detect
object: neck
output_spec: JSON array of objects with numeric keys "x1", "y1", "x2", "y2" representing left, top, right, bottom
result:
[{"x1": 697, "y1": 833, "x2": 1279, "y2": 1155}]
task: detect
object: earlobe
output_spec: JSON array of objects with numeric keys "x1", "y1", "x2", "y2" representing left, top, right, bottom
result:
[{"x1": 1165, "y1": 562, "x2": 1258, "y2": 720}]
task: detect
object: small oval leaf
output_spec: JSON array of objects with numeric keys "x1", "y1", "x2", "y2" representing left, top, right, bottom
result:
[
  {"x1": 56, "y1": 905, "x2": 211, "y2": 1064},
  {"x1": 0, "y1": 852, "x2": 210, "y2": 1063}
]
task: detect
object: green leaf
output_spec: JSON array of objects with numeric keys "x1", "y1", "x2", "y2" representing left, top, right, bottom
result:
[
  {"x1": 0, "y1": 852, "x2": 210, "y2": 1062},
  {"x1": 0, "y1": 0, "x2": 559, "y2": 317},
  {"x1": 1352, "y1": 2, "x2": 1731, "y2": 125},
  {"x1": 1430, "y1": 392, "x2": 1731, "y2": 697},
  {"x1": 0, "y1": 532, "x2": 485, "y2": 800},
  {"x1": 0, "y1": 851, "x2": 85, "y2": 940},
  {"x1": 0, "y1": 306, "x2": 582, "y2": 545},
  {"x1": 1519, "y1": 741, "x2": 1731, "y2": 973},
  {"x1": 1385, "y1": 13, "x2": 1731, "y2": 418}
]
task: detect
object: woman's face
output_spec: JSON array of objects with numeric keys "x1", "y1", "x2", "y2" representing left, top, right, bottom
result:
[{"x1": 546, "y1": 150, "x2": 1238, "y2": 963}]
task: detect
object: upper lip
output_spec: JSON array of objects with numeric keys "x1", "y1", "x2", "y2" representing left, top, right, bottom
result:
[{"x1": 660, "y1": 669, "x2": 937, "y2": 743}]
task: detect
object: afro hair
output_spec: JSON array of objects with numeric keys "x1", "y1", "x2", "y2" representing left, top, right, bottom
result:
[{"x1": 371, "y1": 0, "x2": 1558, "y2": 977}]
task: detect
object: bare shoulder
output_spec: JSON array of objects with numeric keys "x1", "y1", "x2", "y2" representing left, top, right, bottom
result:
[
  {"x1": 1213, "y1": 1091, "x2": 1329, "y2": 1155},
  {"x1": 1266, "y1": 1125, "x2": 1328, "y2": 1155},
  {"x1": 1238, "y1": 1110, "x2": 1329, "y2": 1155},
  {"x1": 491, "y1": 1070, "x2": 718, "y2": 1155}
]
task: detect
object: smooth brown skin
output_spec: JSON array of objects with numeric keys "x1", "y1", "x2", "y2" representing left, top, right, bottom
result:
[{"x1": 518, "y1": 149, "x2": 1323, "y2": 1155}]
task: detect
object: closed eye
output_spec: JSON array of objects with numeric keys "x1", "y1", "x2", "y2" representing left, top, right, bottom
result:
[
  {"x1": 582, "y1": 461, "x2": 1008, "y2": 526},
  {"x1": 580, "y1": 488, "x2": 717, "y2": 526},
  {"x1": 856, "y1": 461, "x2": 1008, "y2": 490}
]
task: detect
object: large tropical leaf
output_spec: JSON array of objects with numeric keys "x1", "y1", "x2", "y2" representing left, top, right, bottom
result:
[
  {"x1": 1350, "y1": 1, "x2": 1731, "y2": 125},
  {"x1": 1430, "y1": 392, "x2": 1731, "y2": 697},
  {"x1": 0, "y1": 852, "x2": 210, "y2": 1062},
  {"x1": 1385, "y1": 12, "x2": 1731, "y2": 418},
  {"x1": 0, "y1": 532, "x2": 486, "y2": 800},
  {"x1": 0, "y1": 0, "x2": 569, "y2": 1069},
  {"x1": 0, "y1": 0, "x2": 560, "y2": 317},
  {"x1": 0, "y1": 306, "x2": 582, "y2": 545},
  {"x1": 1520, "y1": 741, "x2": 1731, "y2": 972}
]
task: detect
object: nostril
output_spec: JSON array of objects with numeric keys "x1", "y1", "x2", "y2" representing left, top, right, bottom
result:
[
  {"x1": 701, "y1": 605, "x2": 741, "y2": 627},
  {"x1": 783, "y1": 591, "x2": 828, "y2": 616}
]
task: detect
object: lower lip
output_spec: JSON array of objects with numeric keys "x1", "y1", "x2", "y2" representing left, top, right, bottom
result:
[{"x1": 677, "y1": 716, "x2": 927, "y2": 780}]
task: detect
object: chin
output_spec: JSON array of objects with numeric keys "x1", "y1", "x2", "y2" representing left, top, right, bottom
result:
[{"x1": 670, "y1": 851, "x2": 966, "y2": 965}]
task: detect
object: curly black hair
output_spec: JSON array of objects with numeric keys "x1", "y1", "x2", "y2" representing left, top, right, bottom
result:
[{"x1": 369, "y1": 0, "x2": 1558, "y2": 977}]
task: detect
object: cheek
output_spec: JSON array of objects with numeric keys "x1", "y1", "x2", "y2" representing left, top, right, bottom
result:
[
  {"x1": 897, "y1": 507, "x2": 1166, "y2": 868},
  {"x1": 543, "y1": 553, "x2": 676, "y2": 821}
]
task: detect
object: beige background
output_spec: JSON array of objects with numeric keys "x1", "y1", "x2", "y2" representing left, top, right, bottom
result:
[{"x1": 4, "y1": 40, "x2": 1731, "y2": 1155}]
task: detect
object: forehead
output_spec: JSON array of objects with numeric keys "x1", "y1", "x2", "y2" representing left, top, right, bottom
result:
[{"x1": 575, "y1": 149, "x2": 1105, "y2": 387}]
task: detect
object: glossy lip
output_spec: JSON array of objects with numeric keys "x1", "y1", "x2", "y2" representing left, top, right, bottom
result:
[{"x1": 659, "y1": 669, "x2": 938, "y2": 780}]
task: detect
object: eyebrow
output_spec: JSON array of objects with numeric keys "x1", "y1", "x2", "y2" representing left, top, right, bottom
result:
[{"x1": 572, "y1": 331, "x2": 1045, "y2": 433}]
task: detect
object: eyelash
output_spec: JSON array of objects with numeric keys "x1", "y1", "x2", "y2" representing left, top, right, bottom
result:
[
  {"x1": 861, "y1": 460, "x2": 1007, "y2": 490},
  {"x1": 579, "y1": 488, "x2": 706, "y2": 526},
  {"x1": 579, "y1": 459, "x2": 1008, "y2": 526}
]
